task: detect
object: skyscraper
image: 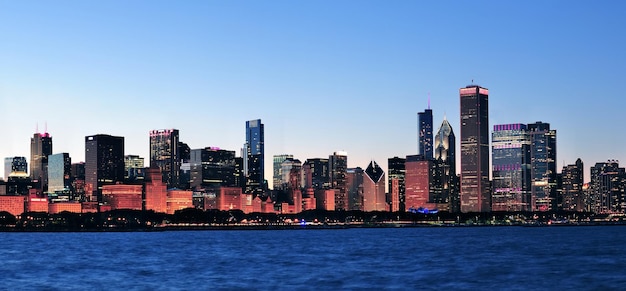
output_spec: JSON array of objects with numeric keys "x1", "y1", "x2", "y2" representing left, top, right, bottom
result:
[
  {"x1": 346, "y1": 167, "x2": 364, "y2": 211},
  {"x1": 388, "y1": 157, "x2": 406, "y2": 212},
  {"x1": 149, "y1": 129, "x2": 180, "y2": 189},
  {"x1": 47, "y1": 153, "x2": 71, "y2": 193},
  {"x1": 418, "y1": 108, "x2": 433, "y2": 159},
  {"x1": 30, "y1": 132, "x2": 53, "y2": 189},
  {"x1": 527, "y1": 121, "x2": 557, "y2": 211},
  {"x1": 363, "y1": 161, "x2": 386, "y2": 212},
  {"x1": 273, "y1": 154, "x2": 293, "y2": 190},
  {"x1": 434, "y1": 118, "x2": 458, "y2": 212},
  {"x1": 405, "y1": 155, "x2": 435, "y2": 210},
  {"x1": 491, "y1": 124, "x2": 531, "y2": 212},
  {"x1": 561, "y1": 158, "x2": 584, "y2": 212},
  {"x1": 460, "y1": 85, "x2": 490, "y2": 213},
  {"x1": 245, "y1": 119, "x2": 265, "y2": 196},
  {"x1": 303, "y1": 158, "x2": 329, "y2": 190},
  {"x1": 124, "y1": 155, "x2": 145, "y2": 182},
  {"x1": 329, "y1": 151, "x2": 348, "y2": 211},
  {"x1": 85, "y1": 134, "x2": 125, "y2": 201},
  {"x1": 4, "y1": 157, "x2": 27, "y2": 180},
  {"x1": 590, "y1": 160, "x2": 625, "y2": 214}
]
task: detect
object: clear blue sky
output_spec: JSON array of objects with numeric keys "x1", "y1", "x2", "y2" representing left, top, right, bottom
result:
[{"x1": 1, "y1": 1, "x2": 625, "y2": 185}]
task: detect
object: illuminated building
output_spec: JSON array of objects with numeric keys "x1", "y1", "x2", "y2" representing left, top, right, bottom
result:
[
  {"x1": 418, "y1": 107, "x2": 433, "y2": 159},
  {"x1": 315, "y1": 189, "x2": 337, "y2": 211},
  {"x1": 101, "y1": 184, "x2": 142, "y2": 211},
  {"x1": 329, "y1": 151, "x2": 348, "y2": 210},
  {"x1": 491, "y1": 124, "x2": 531, "y2": 212},
  {"x1": 245, "y1": 119, "x2": 265, "y2": 196},
  {"x1": 85, "y1": 134, "x2": 125, "y2": 202},
  {"x1": 27, "y1": 193, "x2": 48, "y2": 212},
  {"x1": 4, "y1": 157, "x2": 27, "y2": 180},
  {"x1": 145, "y1": 167, "x2": 167, "y2": 213},
  {"x1": 346, "y1": 167, "x2": 363, "y2": 211},
  {"x1": 388, "y1": 157, "x2": 406, "y2": 212},
  {"x1": 590, "y1": 160, "x2": 625, "y2": 214},
  {"x1": 405, "y1": 155, "x2": 436, "y2": 210},
  {"x1": 273, "y1": 154, "x2": 293, "y2": 190},
  {"x1": 166, "y1": 189, "x2": 193, "y2": 214},
  {"x1": 30, "y1": 132, "x2": 53, "y2": 190},
  {"x1": 48, "y1": 202, "x2": 82, "y2": 214},
  {"x1": 149, "y1": 129, "x2": 180, "y2": 189},
  {"x1": 527, "y1": 122, "x2": 557, "y2": 211},
  {"x1": 434, "y1": 118, "x2": 459, "y2": 212},
  {"x1": 0, "y1": 195, "x2": 25, "y2": 216},
  {"x1": 47, "y1": 153, "x2": 71, "y2": 193},
  {"x1": 217, "y1": 187, "x2": 243, "y2": 211},
  {"x1": 460, "y1": 85, "x2": 490, "y2": 212},
  {"x1": 124, "y1": 155, "x2": 145, "y2": 182},
  {"x1": 363, "y1": 161, "x2": 386, "y2": 212},
  {"x1": 561, "y1": 158, "x2": 584, "y2": 212}
]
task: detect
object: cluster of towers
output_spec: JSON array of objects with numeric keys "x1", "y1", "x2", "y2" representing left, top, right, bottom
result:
[{"x1": 3, "y1": 85, "x2": 626, "y2": 215}]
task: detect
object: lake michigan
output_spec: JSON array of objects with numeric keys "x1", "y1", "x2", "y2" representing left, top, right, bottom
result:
[{"x1": 1, "y1": 226, "x2": 625, "y2": 290}]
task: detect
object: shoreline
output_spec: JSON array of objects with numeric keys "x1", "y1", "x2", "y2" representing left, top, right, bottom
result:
[{"x1": 3, "y1": 220, "x2": 626, "y2": 232}]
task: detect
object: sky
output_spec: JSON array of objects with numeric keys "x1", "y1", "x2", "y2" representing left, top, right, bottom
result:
[{"x1": 1, "y1": 1, "x2": 625, "y2": 186}]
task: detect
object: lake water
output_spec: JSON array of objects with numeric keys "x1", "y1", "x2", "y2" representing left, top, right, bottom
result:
[{"x1": 1, "y1": 226, "x2": 625, "y2": 290}]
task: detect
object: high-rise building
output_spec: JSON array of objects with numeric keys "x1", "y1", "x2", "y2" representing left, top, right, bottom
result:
[
  {"x1": 201, "y1": 147, "x2": 237, "y2": 188},
  {"x1": 561, "y1": 159, "x2": 584, "y2": 212},
  {"x1": 434, "y1": 118, "x2": 458, "y2": 212},
  {"x1": 245, "y1": 119, "x2": 265, "y2": 196},
  {"x1": 527, "y1": 122, "x2": 557, "y2": 211},
  {"x1": 418, "y1": 108, "x2": 433, "y2": 159},
  {"x1": 346, "y1": 167, "x2": 364, "y2": 211},
  {"x1": 144, "y1": 167, "x2": 167, "y2": 213},
  {"x1": 149, "y1": 129, "x2": 180, "y2": 189},
  {"x1": 273, "y1": 154, "x2": 293, "y2": 190},
  {"x1": 459, "y1": 85, "x2": 490, "y2": 212},
  {"x1": 491, "y1": 124, "x2": 531, "y2": 212},
  {"x1": 590, "y1": 160, "x2": 625, "y2": 214},
  {"x1": 124, "y1": 155, "x2": 145, "y2": 182},
  {"x1": 329, "y1": 151, "x2": 348, "y2": 210},
  {"x1": 85, "y1": 134, "x2": 125, "y2": 201},
  {"x1": 405, "y1": 155, "x2": 436, "y2": 211},
  {"x1": 363, "y1": 161, "x2": 386, "y2": 212},
  {"x1": 388, "y1": 157, "x2": 406, "y2": 212},
  {"x1": 303, "y1": 158, "x2": 329, "y2": 190},
  {"x1": 279, "y1": 158, "x2": 300, "y2": 190},
  {"x1": 4, "y1": 157, "x2": 27, "y2": 180},
  {"x1": 48, "y1": 153, "x2": 71, "y2": 193},
  {"x1": 30, "y1": 132, "x2": 53, "y2": 189}
]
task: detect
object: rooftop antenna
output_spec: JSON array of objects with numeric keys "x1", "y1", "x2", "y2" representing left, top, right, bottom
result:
[
  {"x1": 428, "y1": 92, "x2": 431, "y2": 110},
  {"x1": 45, "y1": 121, "x2": 47, "y2": 134},
  {"x1": 36, "y1": 123, "x2": 39, "y2": 134}
]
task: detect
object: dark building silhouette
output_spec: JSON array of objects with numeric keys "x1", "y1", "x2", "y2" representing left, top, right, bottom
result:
[
  {"x1": 30, "y1": 132, "x2": 52, "y2": 190},
  {"x1": 388, "y1": 157, "x2": 406, "y2": 212},
  {"x1": 329, "y1": 151, "x2": 348, "y2": 210},
  {"x1": 245, "y1": 119, "x2": 265, "y2": 196},
  {"x1": 459, "y1": 85, "x2": 490, "y2": 212},
  {"x1": 150, "y1": 129, "x2": 180, "y2": 189},
  {"x1": 527, "y1": 122, "x2": 557, "y2": 211},
  {"x1": 418, "y1": 108, "x2": 433, "y2": 160},
  {"x1": 303, "y1": 158, "x2": 329, "y2": 190},
  {"x1": 85, "y1": 134, "x2": 124, "y2": 202}
]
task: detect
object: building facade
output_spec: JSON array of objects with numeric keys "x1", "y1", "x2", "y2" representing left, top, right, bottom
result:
[
  {"x1": 459, "y1": 85, "x2": 490, "y2": 212},
  {"x1": 30, "y1": 132, "x2": 53, "y2": 190},
  {"x1": 418, "y1": 108, "x2": 434, "y2": 160},
  {"x1": 273, "y1": 154, "x2": 293, "y2": 190},
  {"x1": 329, "y1": 151, "x2": 348, "y2": 211},
  {"x1": 590, "y1": 160, "x2": 625, "y2": 214},
  {"x1": 149, "y1": 129, "x2": 180, "y2": 189},
  {"x1": 4, "y1": 157, "x2": 27, "y2": 180},
  {"x1": 527, "y1": 122, "x2": 557, "y2": 211},
  {"x1": 47, "y1": 153, "x2": 72, "y2": 193},
  {"x1": 561, "y1": 158, "x2": 584, "y2": 212},
  {"x1": 434, "y1": 118, "x2": 458, "y2": 212},
  {"x1": 388, "y1": 157, "x2": 406, "y2": 212},
  {"x1": 85, "y1": 134, "x2": 125, "y2": 201},
  {"x1": 491, "y1": 124, "x2": 531, "y2": 212},
  {"x1": 363, "y1": 161, "x2": 386, "y2": 212},
  {"x1": 245, "y1": 119, "x2": 265, "y2": 196}
]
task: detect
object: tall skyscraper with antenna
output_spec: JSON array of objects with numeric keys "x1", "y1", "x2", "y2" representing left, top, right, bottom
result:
[{"x1": 30, "y1": 126, "x2": 53, "y2": 191}]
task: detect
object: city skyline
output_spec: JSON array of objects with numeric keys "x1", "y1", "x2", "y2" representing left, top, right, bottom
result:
[{"x1": 2, "y1": 2, "x2": 626, "y2": 187}]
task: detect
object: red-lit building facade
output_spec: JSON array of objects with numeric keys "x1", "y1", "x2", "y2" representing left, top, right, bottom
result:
[
  {"x1": 405, "y1": 155, "x2": 437, "y2": 210},
  {"x1": 0, "y1": 196, "x2": 25, "y2": 216},
  {"x1": 102, "y1": 184, "x2": 143, "y2": 211},
  {"x1": 145, "y1": 167, "x2": 167, "y2": 213},
  {"x1": 166, "y1": 189, "x2": 193, "y2": 214},
  {"x1": 363, "y1": 161, "x2": 386, "y2": 212}
]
